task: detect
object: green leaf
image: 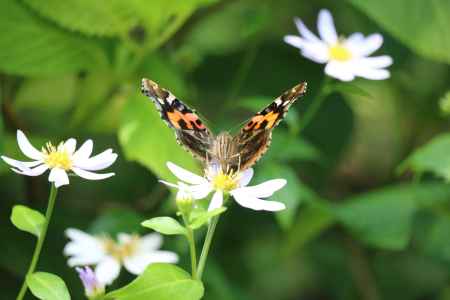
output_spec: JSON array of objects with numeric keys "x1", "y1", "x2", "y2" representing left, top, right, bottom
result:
[
  {"x1": 399, "y1": 133, "x2": 450, "y2": 182},
  {"x1": 10, "y1": 205, "x2": 45, "y2": 238},
  {"x1": 0, "y1": 0, "x2": 107, "y2": 76},
  {"x1": 106, "y1": 263, "x2": 204, "y2": 300},
  {"x1": 335, "y1": 183, "x2": 450, "y2": 250},
  {"x1": 190, "y1": 207, "x2": 227, "y2": 230},
  {"x1": 349, "y1": 0, "x2": 450, "y2": 64},
  {"x1": 118, "y1": 93, "x2": 200, "y2": 181},
  {"x1": 142, "y1": 217, "x2": 186, "y2": 236},
  {"x1": 26, "y1": 272, "x2": 71, "y2": 300}
]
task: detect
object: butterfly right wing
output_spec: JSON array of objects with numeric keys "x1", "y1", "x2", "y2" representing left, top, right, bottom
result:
[{"x1": 141, "y1": 78, "x2": 213, "y2": 162}]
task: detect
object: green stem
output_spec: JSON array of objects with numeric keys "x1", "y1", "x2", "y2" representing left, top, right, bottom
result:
[
  {"x1": 197, "y1": 215, "x2": 220, "y2": 280},
  {"x1": 296, "y1": 76, "x2": 333, "y2": 134},
  {"x1": 16, "y1": 184, "x2": 58, "y2": 300},
  {"x1": 182, "y1": 215, "x2": 197, "y2": 279}
]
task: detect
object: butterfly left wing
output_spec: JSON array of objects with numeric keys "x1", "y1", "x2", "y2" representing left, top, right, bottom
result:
[
  {"x1": 141, "y1": 78, "x2": 213, "y2": 162},
  {"x1": 233, "y1": 82, "x2": 307, "y2": 170}
]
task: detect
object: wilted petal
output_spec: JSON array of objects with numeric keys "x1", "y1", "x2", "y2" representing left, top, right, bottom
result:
[
  {"x1": 17, "y1": 130, "x2": 43, "y2": 160},
  {"x1": 95, "y1": 257, "x2": 121, "y2": 285},
  {"x1": 124, "y1": 251, "x2": 179, "y2": 275},
  {"x1": 49, "y1": 168, "x2": 69, "y2": 187},
  {"x1": 208, "y1": 190, "x2": 223, "y2": 211},
  {"x1": 232, "y1": 192, "x2": 286, "y2": 211},
  {"x1": 317, "y1": 9, "x2": 338, "y2": 44},
  {"x1": 167, "y1": 162, "x2": 208, "y2": 185},
  {"x1": 72, "y1": 167, "x2": 115, "y2": 180}
]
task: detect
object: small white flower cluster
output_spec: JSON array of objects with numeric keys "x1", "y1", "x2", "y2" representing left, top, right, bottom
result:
[
  {"x1": 162, "y1": 162, "x2": 287, "y2": 212},
  {"x1": 1, "y1": 130, "x2": 117, "y2": 188},
  {"x1": 284, "y1": 9, "x2": 393, "y2": 81},
  {"x1": 64, "y1": 229, "x2": 178, "y2": 285}
]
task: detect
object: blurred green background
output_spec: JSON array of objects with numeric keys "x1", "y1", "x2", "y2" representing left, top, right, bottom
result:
[{"x1": 1, "y1": 0, "x2": 450, "y2": 299}]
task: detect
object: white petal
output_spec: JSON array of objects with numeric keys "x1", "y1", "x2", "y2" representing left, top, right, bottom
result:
[
  {"x1": 117, "y1": 233, "x2": 133, "y2": 245},
  {"x1": 353, "y1": 67, "x2": 391, "y2": 80},
  {"x1": 72, "y1": 167, "x2": 115, "y2": 180},
  {"x1": 189, "y1": 182, "x2": 213, "y2": 199},
  {"x1": 16, "y1": 130, "x2": 43, "y2": 160},
  {"x1": 13, "y1": 164, "x2": 49, "y2": 177},
  {"x1": 1, "y1": 156, "x2": 42, "y2": 169},
  {"x1": 294, "y1": 17, "x2": 321, "y2": 43},
  {"x1": 208, "y1": 190, "x2": 223, "y2": 211},
  {"x1": 283, "y1": 35, "x2": 306, "y2": 49},
  {"x1": 232, "y1": 179, "x2": 286, "y2": 199},
  {"x1": 344, "y1": 32, "x2": 365, "y2": 52},
  {"x1": 358, "y1": 55, "x2": 393, "y2": 69},
  {"x1": 64, "y1": 138, "x2": 77, "y2": 155},
  {"x1": 74, "y1": 149, "x2": 117, "y2": 171},
  {"x1": 167, "y1": 162, "x2": 207, "y2": 185},
  {"x1": 354, "y1": 33, "x2": 383, "y2": 57},
  {"x1": 48, "y1": 168, "x2": 69, "y2": 187},
  {"x1": 72, "y1": 139, "x2": 93, "y2": 162},
  {"x1": 232, "y1": 192, "x2": 286, "y2": 211},
  {"x1": 324, "y1": 61, "x2": 355, "y2": 81},
  {"x1": 239, "y1": 168, "x2": 254, "y2": 187},
  {"x1": 300, "y1": 42, "x2": 330, "y2": 63},
  {"x1": 159, "y1": 180, "x2": 179, "y2": 188},
  {"x1": 95, "y1": 257, "x2": 121, "y2": 285},
  {"x1": 64, "y1": 229, "x2": 106, "y2": 266},
  {"x1": 139, "y1": 233, "x2": 163, "y2": 251},
  {"x1": 317, "y1": 9, "x2": 338, "y2": 44},
  {"x1": 124, "y1": 251, "x2": 179, "y2": 275}
]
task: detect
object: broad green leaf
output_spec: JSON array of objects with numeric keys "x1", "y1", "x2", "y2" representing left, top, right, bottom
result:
[
  {"x1": 142, "y1": 217, "x2": 186, "y2": 236},
  {"x1": 106, "y1": 263, "x2": 204, "y2": 300},
  {"x1": 439, "y1": 91, "x2": 450, "y2": 116},
  {"x1": 10, "y1": 205, "x2": 45, "y2": 238},
  {"x1": 118, "y1": 93, "x2": 200, "y2": 181},
  {"x1": 335, "y1": 183, "x2": 450, "y2": 250},
  {"x1": 23, "y1": 0, "x2": 138, "y2": 37},
  {"x1": 190, "y1": 207, "x2": 227, "y2": 229},
  {"x1": 349, "y1": 0, "x2": 450, "y2": 64},
  {"x1": 26, "y1": 272, "x2": 71, "y2": 300},
  {"x1": 399, "y1": 133, "x2": 450, "y2": 182},
  {"x1": 0, "y1": 0, "x2": 107, "y2": 75},
  {"x1": 421, "y1": 216, "x2": 450, "y2": 263}
]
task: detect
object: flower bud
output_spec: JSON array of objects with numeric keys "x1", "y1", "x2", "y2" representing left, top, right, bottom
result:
[
  {"x1": 76, "y1": 266, "x2": 105, "y2": 299},
  {"x1": 176, "y1": 182, "x2": 194, "y2": 215}
]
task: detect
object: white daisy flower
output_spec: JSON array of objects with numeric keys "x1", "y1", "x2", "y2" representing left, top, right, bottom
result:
[
  {"x1": 161, "y1": 162, "x2": 287, "y2": 212},
  {"x1": 1, "y1": 130, "x2": 117, "y2": 188},
  {"x1": 64, "y1": 229, "x2": 179, "y2": 285},
  {"x1": 284, "y1": 9, "x2": 393, "y2": 81}
]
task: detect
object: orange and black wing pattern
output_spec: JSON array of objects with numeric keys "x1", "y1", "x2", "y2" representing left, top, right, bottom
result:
[
  {"x1": 141, "y1": 78, "x2": 213, "y2": 161},
  {"x1": 234, "y1": 82, "x2": 307, "y2": 170}
]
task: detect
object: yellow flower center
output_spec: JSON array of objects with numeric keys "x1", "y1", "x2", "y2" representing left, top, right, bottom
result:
[
  {"x1": 102, "y1": 235, "x2": 139, "y2": 261},
  {"x1": 42, "y1": 142, "x2": 72, "y2": 170},
  {"x1": 212, "y1": 170, "x2": 239, "y2": 192},
  {"x1": 329, "y1": 42, "x2": 352, "y2": 61}
]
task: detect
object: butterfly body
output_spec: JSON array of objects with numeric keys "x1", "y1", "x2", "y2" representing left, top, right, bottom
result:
[{"x1": 141, "y1": 78, "x2": 307, "y2": 173}]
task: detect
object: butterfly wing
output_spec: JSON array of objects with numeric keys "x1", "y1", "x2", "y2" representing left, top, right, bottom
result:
[
  {"x1": 141, "y1": 78, "x2": 213, "y2": 162},
  {"x1": 233, "y1": 82, "x2": 307, "y2": 170}
]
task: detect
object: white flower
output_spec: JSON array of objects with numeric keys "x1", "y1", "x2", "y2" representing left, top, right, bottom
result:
[
  {"x1": 284, "y1": 9, "x2": 393, "y2": 81},
  {"x1": 1, "y1": 130, "x2": 117, "y2": 188},
  {"x1": 64, "y1": 229, "x2": 179, "y2": 285},
  {"x1": 161, "y1": 162, "x2": 287, "y2": 212}
]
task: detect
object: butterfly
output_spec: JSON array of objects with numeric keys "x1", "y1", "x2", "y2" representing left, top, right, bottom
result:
[{"x1": 141, "y1": 78, "x2": 307, "y2": 173}]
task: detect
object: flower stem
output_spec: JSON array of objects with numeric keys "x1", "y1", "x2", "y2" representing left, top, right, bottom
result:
[
  {"x1": 296, "y1": 76, "x2": 333, "y2": 134},
  {"x1": 16, "y1": 184, "x2": 58, "y2": 300},
  {"x1": 197, "y1": 215, "x2": 220, "y2": 280},
  {"x1": 182, "y1": 215, "x2": 197, "y2": 279}
]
